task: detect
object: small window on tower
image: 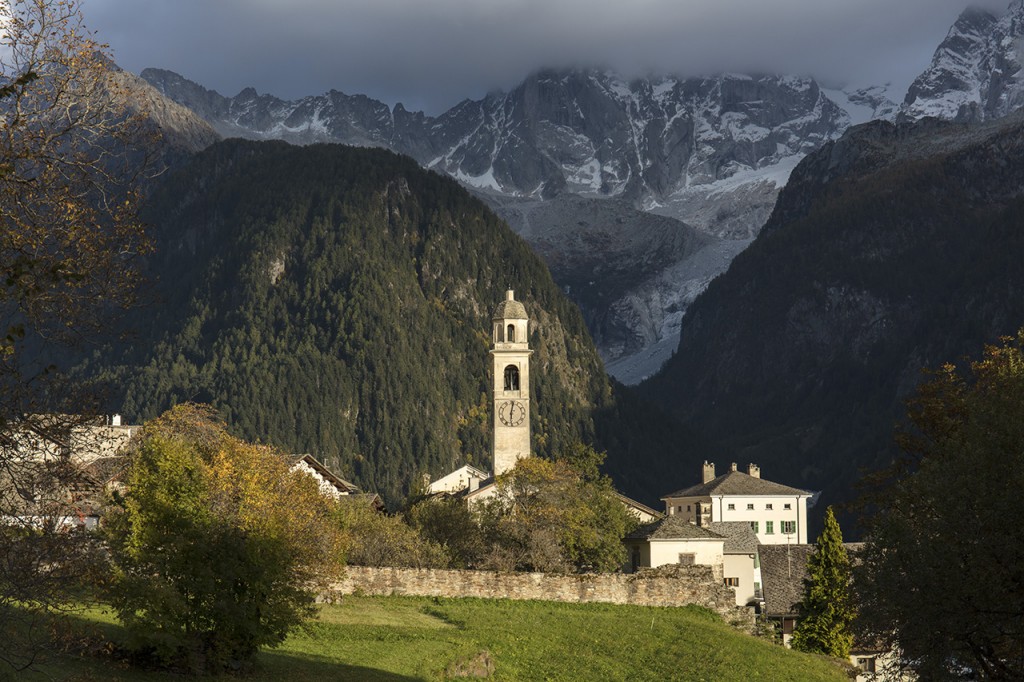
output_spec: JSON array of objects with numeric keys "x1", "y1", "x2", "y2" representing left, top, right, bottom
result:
[
  {"x1": 507, "y1": 324, "x2": 516, "y2": 342},
  {"x1": 495, "y1": 324, "x2": 503, "y2": 343},
  {"x1": 504, "y1": 365, "x2": 520, "y2": 391}
]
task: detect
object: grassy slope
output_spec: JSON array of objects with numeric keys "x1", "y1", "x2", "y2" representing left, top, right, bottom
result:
[{"x1": 29, "y1": 597, "x2": 846, "y2": 681}]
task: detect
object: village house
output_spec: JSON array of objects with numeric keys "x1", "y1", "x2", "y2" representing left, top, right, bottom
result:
[
  {"x1": 3, "y1": 415, "x2": 369, "y2": 529},
  {"x1": 1, "y1": 414, "x2": 139, "y2": 530},
  {"x1": 625, "y1": 463, "x2": 813, "y2": 607},
  {"x1": 426, "y1": 463, "x2": 490, "y2": 495},
  {"x1": 707, "y1": 521, "x2": 762, "y2": 607},
  {"x1": 622, "y1": 516, "x2": 762, "y2": 608},
  {"x1": 623, "y1": 515, "x2": 726, "y2": 578},
  {"x1": 662, "y1": 461, "x2": 812, "y2": 545},
  {"x1": 759, "y1": 542, "x2": 901, "y2": 681},
  {"x1": 290, "y1": 453, "x2": 361, "y2": 498}
]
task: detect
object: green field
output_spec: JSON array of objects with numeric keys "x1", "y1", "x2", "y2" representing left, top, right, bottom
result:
[{"x1": 26, "y1": 597, "x2": 847, "y2": 681}]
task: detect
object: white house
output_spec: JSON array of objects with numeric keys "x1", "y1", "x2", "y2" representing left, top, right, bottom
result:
[
  {"x1": 662, "y1": 462, "x2": 812, "y2": 545},
  {"x1": 623, "y1": 514, "x2": 726, "y2": 578},
  {"x1": 707, "y1": 521, "x2": 763, "y2": 607},
  {"x1": 289, "y1": 453, "x2": 362, "y2": 499},
  {"x1": 614, "y1": 492, "x2": 662, "y2": 525},
  {"x1": 427, "y1": 464, "x2": 490, "y2": 495}
]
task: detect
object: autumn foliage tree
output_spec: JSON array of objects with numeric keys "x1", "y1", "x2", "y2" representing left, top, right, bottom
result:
[
  {"x1": 104, "y1": 405, "x2": 345, "y2": 673},
  {"x1": 0, "y1": 0, "x2": 149, "y2": 407},
  {"x1": 477, "y1": 446, "x2": 634, "y2": 573},
  {"x1": 856, "y1": 330, "x2": 1024, "y2": 680},
  {"x1": 0, "y1": 0, "x2": 150, "y2": 672}
]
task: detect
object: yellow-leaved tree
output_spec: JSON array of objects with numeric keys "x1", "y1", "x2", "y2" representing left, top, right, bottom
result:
[
  {"x1": 477, "y1": 445, "x2": 635, "y2": 573},
  {"x1": 105, "y1": 405, "x2": 346, "y2": 674},
  {"x1": 0, "y1": 0, "x2": 152, "y2": 672}
]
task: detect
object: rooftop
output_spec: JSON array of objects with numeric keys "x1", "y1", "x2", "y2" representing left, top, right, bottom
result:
[
  {"x1": 759, "y1": 542, "x2": 864, "y2": 617},
  {"x1": 625, "y1": 514, "x2": 725, "y2": 541},
  {"x1": 706, "y1": 521, "x2": 760, "y2": 554},
  {"x1": 664, "y1": 469, "x2": 809, "y2": 499},
  {"x1": 758, "y1": 544, "x2": 815, "y2": 617},
  {"x1": 493, "y1": 289, "x2": 527, "y2": 320},
  {"x1": 614, "y1": 492, "x2": 663, "y2": 520}
]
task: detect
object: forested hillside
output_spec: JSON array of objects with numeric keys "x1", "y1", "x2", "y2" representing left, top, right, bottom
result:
[
  {"x1": 79, "y1": 140, "x2": 689, "y2": 504},
  {"x1": 642, "y1": 111, "x2": 1024, "y2": 523}
]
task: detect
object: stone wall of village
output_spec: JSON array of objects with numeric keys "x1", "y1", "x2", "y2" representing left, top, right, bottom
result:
[{"x1": 330, "y1": 564, "x2": 754, "y2": 628}]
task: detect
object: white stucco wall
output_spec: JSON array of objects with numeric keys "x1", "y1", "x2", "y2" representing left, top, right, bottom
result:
[
  {"x1": 722, "y1": 552, "x2": 761, "y2": 606},
  {"x1": 704, "y1": 494, "x2": 809, "y2": 545},
  {"x1": 648, "y1": 538, "x2": 724, "y2": 569},
  {"x1": 428, "y1": 465, "x2": 489, "y2": 494},
  {"x1": 292, "y1": 460, "x2": 346, "y2": 499}
]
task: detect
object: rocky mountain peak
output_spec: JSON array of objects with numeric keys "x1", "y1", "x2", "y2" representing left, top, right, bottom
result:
[
  {"x1": 139, "y1": 64, "x2": 865, "y2": 381},
  {"x1": 902, "y1": 1, "x2": 1024, "y2": 122}
]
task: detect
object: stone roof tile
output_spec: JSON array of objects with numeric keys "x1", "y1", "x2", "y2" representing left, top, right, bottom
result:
[
  {"x1": 706, "y1": 521, "x2": 760, "y2": 554},
  {"x1": 664, "y1": 470, "x2": 809, "y2": 499},
  {"x1": 625, "y1": 514, "x2": 725, "y2": 541}
]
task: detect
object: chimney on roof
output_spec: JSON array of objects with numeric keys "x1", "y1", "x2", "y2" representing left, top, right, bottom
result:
[
  {"x1": 730, "y1": 462, "x2": 737, "y2": 472},
  {"x1": 111, "y1": 414, "x2": 121, "y2": 427},
  {"x1": 702, "y1": 461, "x2": 715, "y2": 483},
  {"x1": 748, "y1": 463, "x2": 760, "y2": 478}
]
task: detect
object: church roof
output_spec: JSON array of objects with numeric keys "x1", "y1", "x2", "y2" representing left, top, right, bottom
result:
[
  {"x1": 493, "y1": 290, "x2": 527, "y2": 320},
  {"x1": 664, "y1": 470, "x2": 809, "y2": 499},
  {"x1": 625, "y1": 514, "x2": 725, "y2": 541}
]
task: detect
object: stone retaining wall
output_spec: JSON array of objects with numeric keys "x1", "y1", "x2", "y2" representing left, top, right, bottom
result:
[{"x1": 331, "y1": 564, "x2": 753, "y2": 627}]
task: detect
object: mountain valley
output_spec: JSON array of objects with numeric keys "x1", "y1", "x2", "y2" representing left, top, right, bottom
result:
[{"x1": 75, "y1": 0, "x2": 1024, "y2": 516}]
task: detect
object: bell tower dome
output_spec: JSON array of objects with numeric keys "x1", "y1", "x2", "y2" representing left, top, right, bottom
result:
[{"x1": 491, "y1": 289, "x2": 532, "y2": 476}]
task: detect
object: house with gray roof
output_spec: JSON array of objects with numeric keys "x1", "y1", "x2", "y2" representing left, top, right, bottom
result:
[
  {"x1": 708, "y1": 521, "x2": 763, "y2": 607},
  {"x1": 623, "y1": 514, "x2": 726, "y2": 580},
  {"x1": 760, "y1": 542, "x2": 895, "y2": 681},
  {"x1": 662, "y1": 461, "x2": 812, "y2": 544}
]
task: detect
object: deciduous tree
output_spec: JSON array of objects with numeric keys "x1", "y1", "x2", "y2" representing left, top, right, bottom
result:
[
  {"x1": 405, "y1": 494, "x2": 485, "y2": 568},
  {"x1": 478, "y1": 446, "x2": 634, "y2": 573},
  {"x1": 0, "y1": 0, "x2": 149, "y2": 672},
  {"x1": 104, "y1": 405, "x2": 345, "y2": 673},
  {"x1": 856, "y1": 330, "x2": 1024, "y2": 680}
]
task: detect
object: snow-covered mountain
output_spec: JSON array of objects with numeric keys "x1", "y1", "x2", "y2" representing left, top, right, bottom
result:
[
  {"x1": 142, "y1": 67, "x2": 895, "y2": 382},
  {"x1": 144, "y1": 68, "x2": 858, "y2": 209},
  {"x1": 903, "y1": 1, "x2": 1024, "y2": 121}
]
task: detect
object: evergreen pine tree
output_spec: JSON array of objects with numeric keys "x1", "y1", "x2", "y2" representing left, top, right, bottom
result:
[{"x1": 791, "y1": 506, "x2": 855, "y2": 657}]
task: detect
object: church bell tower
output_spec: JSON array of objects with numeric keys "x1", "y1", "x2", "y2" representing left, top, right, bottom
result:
[{"x1": 491, "y1": 289, "x2": 532, "y2": 476}]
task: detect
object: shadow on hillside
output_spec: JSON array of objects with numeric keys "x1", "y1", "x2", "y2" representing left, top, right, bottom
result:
[
  {"x1": 258, "y1": 649, "x2": 421, "y2": 681},
  {"x1": 31, "y1": 609, "x2": 422, "y2": 682}
]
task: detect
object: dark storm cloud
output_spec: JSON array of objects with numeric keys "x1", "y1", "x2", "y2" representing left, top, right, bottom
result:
[{"x1": 87, "y1": 0, "x2": 1013, "y2": 114}]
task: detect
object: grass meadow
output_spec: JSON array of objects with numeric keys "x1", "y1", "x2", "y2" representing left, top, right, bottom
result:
[{"x1": 22, "y1": 596, "x2": 848, "y2": 681}]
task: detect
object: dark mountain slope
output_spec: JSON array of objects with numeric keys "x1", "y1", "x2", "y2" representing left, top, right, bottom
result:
[
  {"x1": 643, "y1": 111, "x2": 1024, "y2": 516},
  {"x1": 80, "y1": 139, "x2": 690, "y2": 505}
]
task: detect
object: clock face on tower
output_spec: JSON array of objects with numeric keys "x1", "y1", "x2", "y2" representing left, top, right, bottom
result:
[{"x1": 498, "y1": 399, "x2": 526, "y2": 427}]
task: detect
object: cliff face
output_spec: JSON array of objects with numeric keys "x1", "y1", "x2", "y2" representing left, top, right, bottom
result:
[
  {"x1": 643, "y1": 110, "x2": 1024, "y2": 513},
  {"x1": 902, "y1": 2, "x2": 1024, "y2": 122}
]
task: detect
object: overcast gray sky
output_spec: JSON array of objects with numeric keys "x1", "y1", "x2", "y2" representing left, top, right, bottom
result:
[{"x1": 86, "y1": 0, "x2": 1012, "y2": 114}]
